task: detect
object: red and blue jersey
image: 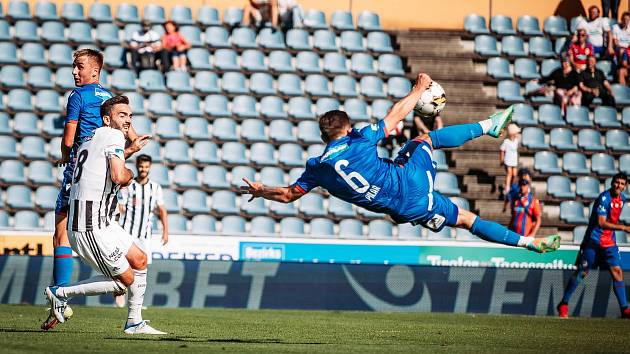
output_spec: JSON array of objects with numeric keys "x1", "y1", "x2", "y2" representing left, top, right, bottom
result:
[
  {"x1": 584, "y1": 190, "x2": 627, "y2": 248},
  {"x1": 509, "y1": 192, "x2": 541, "y2": 236},
  {"x1": 65, "y1": 83, "x2": 113, "y2": 153}
]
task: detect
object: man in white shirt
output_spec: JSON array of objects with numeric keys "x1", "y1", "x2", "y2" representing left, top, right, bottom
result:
[
  {"x1": 129, "y1": 21, "x2": 162, "y2": 74},
  {"x1": 613, "y1": 12, "x2": 630, "y2": 56},
  {"x1": 578, "y1": 5, "x2": 614, "y2": 57}
]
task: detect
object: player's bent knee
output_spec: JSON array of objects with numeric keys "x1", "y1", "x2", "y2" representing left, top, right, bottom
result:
[
  {"x1": 414, "y1": 134, "x2": 433, "y2": 149},
  {"x1": 126, "y1": 244, "x2": 148, "y2": 270},
  {"x1": 116, "y1": 269, "x2": 135, "y2": 287},
  {"x1": 455, "y1": 208, "x2": 477, "y2": 229},
  {"x1": 610, "y1": 266, "x2": 623, "y2": 280}
]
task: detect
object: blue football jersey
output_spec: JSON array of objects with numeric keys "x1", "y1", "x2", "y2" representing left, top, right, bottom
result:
[
  {"x1": 65, "y1": 83, "x2": 113, "y2": 150},
  {"x1": 294, "y1": 120, "x2": 425, "y2": 222}
]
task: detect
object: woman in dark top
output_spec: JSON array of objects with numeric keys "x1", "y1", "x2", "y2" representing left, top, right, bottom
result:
[{"x1": 540, "y1": 59, "x2": 581, "y2": 114}]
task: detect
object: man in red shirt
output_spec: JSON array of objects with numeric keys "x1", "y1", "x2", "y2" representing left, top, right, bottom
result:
[
  {"x1": 508, "y1": 179, "x2": 542, "y2": 237},
  {"x1": 570, "y1": 29, "x2": 594, "y2": 72}
]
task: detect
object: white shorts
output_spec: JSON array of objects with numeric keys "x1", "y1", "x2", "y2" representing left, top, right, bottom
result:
[
  {"x1": 69, "y1": 223, "x2": 135, "y2": 277},
  {"x1": 135, "y1": 236, "x2": 152, "y2": 265}
]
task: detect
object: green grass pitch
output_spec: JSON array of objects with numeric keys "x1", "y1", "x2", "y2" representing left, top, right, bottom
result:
[{"x1": 1, "y1": 305, "x2": 629, "y2": 353}]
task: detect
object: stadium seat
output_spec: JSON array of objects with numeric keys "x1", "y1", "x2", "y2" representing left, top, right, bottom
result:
[
  {"x1": 202, "y1": 165, "x2": 230, "y2": 191},
  {"x1": 328, "y1": 196, "x2": 356, "y2": 218},
  {"x1": 95, "y1": 23, "x2": 119, "y2": 46},
  {"x1": 538, "y1": 104, "x2": 565, "y2": 127},
  {"x1": 49, "y1": 44, "x2": 74, "y2": 67},
  {"x1": 221, "y1": 142, "x2": 249, "y2": 166},
  {"x1": 6, "y1": 185, "x2": 33, "y2": 210},
  {"x1": 111, "y1": 69, "x2": 137, "y2": 92},
  {"x1": 115, "y1": 3, "x2": 139, "y2": 24},
  {"x1": 606, "y1": 130, "x2": 630, "y2": 152},
  {"x1": 21, "y1": 136, "x2": 46, "y2": 161},
  {"x1": 0, "y1": 20, "x2": 10, "y2": 41},
  {"x1": 356, "y1": 76, "x2": 385, "y2": 99},
  {"x1": 187, "y1": 48, "x2": 212, "y2": 71},
  {"x1": 48, "y1": 137, "x2": 62, "y2": 161},
  {"x1": 278, "y1": 143, "x2": 304, "y2": 168},
  {"x1": 0, "y1": 113, "x2": 9, "y2": 135},
  {"x1": 223, "y1": 7, "x2": 243, "y2": 27},
  {"x1": 212, "y1": 191, "x2": 239, "y2": 216},
  {"x1": 333, "y1": 75, "x2": 358, "y2": 97},
  {"x1": 7, "y1": 89, "x2": 33, "y2": 112},
  {"x1": 7, "y1": 0, "x2": 30, "y2": 22},
  {"x1": 297, "y1": 121, "x2": 322, "y2": 145},
  {"x1": 163, "y1": 140, "x2": 190, "y2": 165},
  {"x1": 560, "y1": 201, "x2": 588, "y2": 224},
  {"x1": 303, "y1": 9, "x2": 327, "y2": 30},
  {"x1": 594, "y1": 106, "x2": 621, "y2": 128},
  {"x1": 368, "y1": 220, "x2": 393, "y2": 239},
  {"x1": 14, "y1": 21, "x2": 39, "y2": 42},
  {"x1": 42, "y1": 20, "x2": 69, "y2": 44},
  {"x1": 591, "y1": 153, "x2": 617, "y2": 176},
  {"x1": 250, "y1": 216, "x2": 276, "y2": 236},
  {"x1": 288, "y1": 97, "x2": 315, "y2": 120},
  {"x1": 68, "y1": 22, "x2": 93, "y2": 44},
  {"x1": 534, "y1": 151, "x2": 561, "y2": 174},
  {"x1": 147, "y1": 93, "x2": 174, "y2": 117},
  {"x1": 221, "y1": 215, "x2": 246, "y2": 234},
  {"x1": 501, "y1": 36, "x2": 528, "y2": 57},
  {"x1": 307, "y1": 144, "x2": 325, "y2": 158},
  {"x1": 193, "y1": 141, "x2": 220, "y2": 165},
  {"x1": 490, "y1": 15, "x2": 516, "y2": 35},
  {"x1": 562, "y1": 152, "x2": 590, "y2": 175},
  {"x1": 198, "y1": 5, "x2": 220, "y2": 27},
  {"x1": 270, "y1": 199, "x2": 298, "y2": 217},
  {"x1": 277, "y1": 73, "x2": 304, "y2": 97},
  {"x1": 299, "y1": 193, "x2": 327, "y2": 217},
  {"x1": 612, "y1": 84, "x2": 630, "y2": 105},
  {"x1": 0, "y1": 66, "x2": 24, "y2": 89},
  {"x1": 204, "y1": 26, "x2": 230, "y2": 49},
  {"x1": 143, "y1": 4, "x2": 166, "y2": 24},
  {"x1": 316, "y1": 97, "x2": 340, "y2": 116},
  {"x1": 241, "y1": 50, "x2": 267, "y2": 73},
  {"x1": 88, "y1": 2, "x2": 112, "y2": 23},
  {"x1": 464, "y1": 14, "x2": 490, "y2": 34},
  {"x1": 547, "y1": 175, "x2": 575, "y2": 199},
  {"x1": 123, "y1": 23, "x2": 141, "y2": 42},
  {"x1": 232, "y1": 95, "x2": 258, "y2": 119},
  {"x1": 397, "y1": 223, "x2": 422, "y2": 240},
  {"x1": 183, "y1": 190, "x2": 211, "y2": 216},
  {"x1": 155, "y1": 189, "x2": 178, "y2": 213},
  {"x1": 549, "y1": 128, "x2": 576, "y2": 151},
  {"x1": 576, "y1": 176, "x2": 601, "y2": 199},
  {"x1": 260, "y1": 166, "x2": 285, "y2": 187},
  {"x1": 540, "y1": 59, "x2": 561, "y2": 77},
  {"x1": 378, "y1": 54, "x2": 405, "y2": 76},
  {"x1": 260, "y1": 96, "x2": 286, "y2": 120},
  {"x1": 324, "y1": 52, "x2": 349, "y2": 75},
  {"x1": 13, "y1": 113, "x2": 39, "y2": 137},
  {"x1": 338, "y1": 219, "x2": 364, "y2": 239},
  {"x1": 332, "y1": 11, "x2": 354, "y2": 31},
  {"x1": 268, "y1": 50, "x2": 294, "y2": 73},
  {"x1": 131, "y1": 116, "x2": 152, "y2": 137},
  {"x1": 521, "y1": 127, "x2": 548, "y2": 150},
  {"x1": 566, "y1": 105, "x2": 592, "y2": 127},
  {"x1": 167, "y1": 214, "x2": 188, "y2": 234},
  {"x1": 268, "y1": 120, "x2": 297, "y2": 144},
  {"x1": 53, "y1": 67, "x2": 75, "y2": 91},
  {"x1": 175, "y1": 94, "x2": 202, "y2": 117},
  {"x1": 544, "y1": 16, "x2": 570, "y2": 37},
  {"x1": 35, "y1": 2, "x2": 60, "y2": 21},
  {"x1": 212, "y1": 118, "x2": 238, "y2": 142},
  {"x1": 178, "y1": 26, "x2": 202, "y2": 47},
  {"x1": 35, "y1": 90, "x2": 61, "y2": 113},
  {"x1": 27, "y1": 160, "x2": 55, "y2": 186},
  {"x1": 170, "y1": 5, "x2": 194, "y2": 26},
  {"x1": 230, "y1": 166, "x2": 255, "y2": 190},
  {"x1": 623, "y1": 107, "x2": 630, "y2": 128},
  {"x1": 340, "y1": 31, "x2": 366, "y2": 53},
  {"x1": 577, "y1": 129, "x2": 605, "y2": 151},
  {"x1": 250, "y1": 73, "x2": 275, "y2": 96},
  {"x1": 231, "y1": 27, "x2": 257, "y2": 50},
  {"x1": 367, "y1": 31, "x2": 393, "y2": 53},
  {"x1": 497, "y1": 80, "x2": 525, "y2": 102},
  {"x1": 250, "y1": 142, "x2": 277, "y2": 167},
  {"x1": 554, "y1": 37, "x2": 566, "y2": 55},
  {"x1": 428, "y1": 227, "x2": 453, "y2": 240},
  {"x1": 28, "y1": 66, "x2": 54, "y2": 89},
  {"x1": 286, "y1": 29, "x2": 312, "y2": 51},
  {"x1": 204, "y1": 95, "x2": 230, "y2": 117},
  {"x1": 258, "y1": 27, "x2": 286, "y2": 50},
  {"x1": 621, "y1": 204, "x2": 630, "y2": 224},
  {"x1": 344, "y1": 98, "x2": 370, "y2": 122},
  {"x1": 305, "y1": 74, "x2": 331, "y2": 97},
  {"x1": 140, "y1": 70, "x2": 167, "y2": 93},
  {"x1": 184, "y1": 117, "x2": 210, "y2": 141},
  {"x1": 194, "y1": 71, "x2": 220, "y2": 94},
  {"x1": 514, "y1": 58, "x2": 540, "y2": 80},
  {"x1": 280, "y1": 217, "x2": 305, "y2": 237},
  {"x1": 388, "y1": 77, "x2": 412, "y2": 99},
  {"x1": 358, "y1": 11, "x2": 382, "y2": 32},
  {"x1": 166, "y1": 71, "x2": 193, "y2": 93},
  {"x1": 435, "y1": 172, "x2": 461, "y2": 195},
  {"x1": 313, "y1": 30, "x2": 338, "y2": 52},
  {"x1": 214, "y1": 49, "x2": 240, "y2": 71},
  {"x1": 103, "y1": 46, "x2": 124, "y2": 69},
  {"x1": 0, "y1": 211, "x2": 8, "y2": 229},
  {"x1": 0, "y1": 43, "x2": 19, "y2": 65},
  {"x1": 517, "y1": 15, "x2": 543, "y2": 36},
  {"x1": 120, "y1": 92, "x2": 143, "y2": 116},
  {"x1": 350, "y1": 53, "x2": 376, "y2": 75},
  {"x1": 0, "y1": 159, "x2": 24, "y2": 184},
  {"x1": 14, "y1": 211, "x2": 41, "y2": 230},
  {"x1": 486, "y1": 57, "x2": 512, "y2": 79},
  {"x1": 22, "y1": 43, "x2": 47, "y2": 66},
  {"x1": 309, "y1": 218, "x2": 335, "y2": 238},
  {"x1": 596, "y1": 60, "x2": 613, "y2": 81},
  {"x1": 173, "y1": 165, "x2": 201, "y2": 190},
  {"x1": 35, "y1": 186, "x2": 57, "y2": 211},
  {"x1": 296, "y1": 51, "x2": 322, "y2": 74}
]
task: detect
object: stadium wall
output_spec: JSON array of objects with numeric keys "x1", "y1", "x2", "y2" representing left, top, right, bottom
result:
[
  {"x1": 1, "y1": 256, "x2": 627, "y2": 317},
  {"x1": 7, "y1": 0, "x2": 626, "y2": 30}
]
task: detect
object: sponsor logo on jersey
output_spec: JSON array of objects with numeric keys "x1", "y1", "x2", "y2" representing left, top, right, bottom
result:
[{"x1": 321, "y1": 144, "x2": 349, "y2": 162}]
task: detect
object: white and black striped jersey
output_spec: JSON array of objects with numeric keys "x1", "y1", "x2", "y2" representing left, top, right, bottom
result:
[
  {"x1": 68, "y1": 127, "x2": 126, "y2": 232},
  {"x1": 118, "y1": 180, "x2": 164, "y2": 239}
]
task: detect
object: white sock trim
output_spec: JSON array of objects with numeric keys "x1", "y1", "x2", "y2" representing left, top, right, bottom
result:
[
  {"x1": 479, "y1": 119, "x2": 493, "y2": 134},
  {"x1": 517, "y1": 236, "x2": 534, "y2": 247}
]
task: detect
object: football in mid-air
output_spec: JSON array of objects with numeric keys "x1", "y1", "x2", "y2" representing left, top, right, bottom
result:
[{"x1": 414, "y1": 81, "x2": 447, "y2": 118}]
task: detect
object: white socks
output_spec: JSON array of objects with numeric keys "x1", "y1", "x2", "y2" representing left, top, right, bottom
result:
[
  {"x1": 56, "y1": 275, "x2": 126, "y2": 298},
  {"x1": 478, "y1": 119, "x2": 493, "y2": 134},
  {"x1": 127, "y1": 269, "x2": 147, "y2": 325},
  {"x1": 517, "y1": 236, "x2": 535, "y2": 247}
]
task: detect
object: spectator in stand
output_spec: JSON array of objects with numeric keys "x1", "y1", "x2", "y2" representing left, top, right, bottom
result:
[
  {"x1": 503, "y1": 168, "x2": 532, "y2": 212},
  {"x1": 577, "y1": 5, "x2": 614, "y2": 57},
  {"x1": 278, "y1": 0, "x2": 303, "y2": 32},
  {"x1": 613, "y1": 12, "x2": 630, "y2": 56},
  {"x1": 161, "y1": 21, "x2": 191, "y2": 72},
  {"x1": 508, "y1": 178, "x2": 542, "y2": 237},
  {"x1": 242, "y1": 0, "x2": 278, "y2": 29},
  {"x1": 500, "y1": 123, "x2": 521, "y2": 201},
  {"x1": 410, "y1": 113, "x2": 444, "y2": 137},
  {"x1": 602, "y1": 0, "x2": 621, "y2": 22},
  {"x1": 128, "y1": 21, "x2": 162, "y2": 75},
  {"x1": 570, "y1": 29, "x2": 595, "y2": 72},
  {"x1": 580, "y1": 55, "x2": 616, "y2": 106},
  {"x1": 618, "y1": 45, "x2": 630, "y2": 85},
  {"x1": 382, "y1": 120, "x2": 407, "y2": 152},
  {"x1": 539, "y1": 59, "x2": 582, "y2": 114}
]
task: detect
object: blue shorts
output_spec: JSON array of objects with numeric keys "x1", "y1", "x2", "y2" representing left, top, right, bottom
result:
[
  {"x1": 576, "y1": 243, "x2": 621, "y2": 270},
  {"x1": 55, "y1": 160, "x2": 75, "y2": 216},
  {"x1": 395, "y1": 140, "x2": 458, "y2": 232}
]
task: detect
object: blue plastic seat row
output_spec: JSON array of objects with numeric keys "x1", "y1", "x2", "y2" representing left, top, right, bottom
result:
[
  {"x1": 546, "y1": 175, "x2": 616, "y2": 200},
  {"x1": 475, "y1": 35, "x2": 555, "y2": 58},
  {"x1": 466, "y1": 14, "x2": 569, "y2": 37},
  {"x1": 522, "y1": 127, "x2": 630, "y2": 152},
  {"x1": 534, "y1": 151, "x2": 621, "y2": 176}
]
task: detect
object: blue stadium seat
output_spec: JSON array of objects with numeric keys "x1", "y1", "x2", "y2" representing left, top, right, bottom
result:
[
  {"x1": 176, "y1": 94, "x2": 202, "y2": 117},
  {"x1": 303, "y1": 9, "x2": 327, "y2": 30},
  {"x1": 278, "y1": 74, "x2": 306, "y2": 97},
  {"x1": 61, "y1": 2, "x2": 84, "y2": 22},
  {"x1": 167, "y1": 214, "x2": 188, "y2": 234},
  {"x1": 36, "y1": 2, "x2": 59, "y2": 21},
  {"x1": 173, "y1": 165, "x2": 201, "y2": 189},
  {"x1": 49, "y1": 44, "x2": 73, "y2": 67},
  {"x1": 464, "y1": 14, "x2": 490, "y2": 34},
  {"x1": 139, "y1": 140, "x2": 162, "y2": 163},
  {"x1": 139, "y1": 70, "x2": 166, "y2": 93},
  {"x1": 21, "y1": 137, "x2": 46, "y2": 160},
  {"x1": 21, "y1": 43, "x2": 47, "y2": 66},
  {"x1": 577, "y1": 129, "x2": 605, "y2": 151},
  {"x1": 28, "y1": 66, "x2": 54, "y2": 89},
  {"x1": 307, "y1": 144, "x2": 325, "y2": 158},
  {"x1": 166, "y1": 71, "x2": 193, "y2": 93},
  {"x1": 14, "y1": 211, "x2": 41, "y2": 230},
  {"x1": 250, "y1": 142, "x2": 278, "y2": 167},
  {"x1": 332, "y1": 11, "x2": 354, "y2": 31},
  {"x1": 520, "y1": 127, "x2": 547, "y2": 150},
  {"x1": 288, "y1": 97, "x2": 314, "y2": 120},
  {"x1": 186, "y1": 48, "x2": 212, "y2": 71},
  {"x1": 35, "y1": 90, "x2": 61, "y2": 113},
  {"x1": 181, "y1": 189, "x2": 209, "y2": 215},
  {"x1": 179, "y1": 26, "x2": 202, "y2": 47},
  {"x1": 53, "y1": 67, "x2": 75, "y2": 91},
  {"x1": 431, "y1": 149, "x2": 449, "y2": 171},
  {"x1": 183, "y1": 117, "x2": 210, "y2": 141},
  {"x1": 35, "y1": 186, "x2": 57, "y2": 211},
  {"x1": 286, "y1": 28, "x2": 312, "y2": 51},
  {"x1": 514, "y1": 58, "x2": 540, "y2": 80},
  {"x1": 534, "y1": 151, "x2": 561, "y2": 174},
  {"x1": 0, "y1": 20, "x2": 10, "y2": 41},
  {"x1": 268, "y1": 50, "x2": 294, "y2": 73},
  {"x1": 299, "y1": 193, "x2": 327, "y2": 217},
  {"x1": 560, "y1": 201, "x2": 588, "y2": 224},
  {"x1": 490, "y1": 15, "x2": 516, "y2": 35},
  {"x1": 549, "y1": 128, "x2": 576, "y2": 151},
  {"x1": 193, "y1": 71, "x2": 220, "y2": 94},
  {"x1": 378, "y1": 54, "x2": 405, "y2": 76},
  {"x1": 241, "y1": 49, "x2": 267, "y2": 72},
  {"x1": 116, "y1": 3, "x2": 139, "y2": 24},
  {"x1": 221, "y1": 215, "x2": 246, "y2": 234},
  {"x1": 143, "y1": 4, "x2": 166, "y2": 24},
  {"x1": 131, "y1": 116, "x2": 152, "y2": 137},
  {"x1": 212, "y1": 191, "x2": 239, "y2": 216},
  {"x1": 397, "y1": 223, "x2": 422, "y2": 240},
  {"x1": 269, "y1": 120, "x2": 297, "y2": 144},
  {"x1": 368, "y1": 220, "x2": 393, "y2": 239},
  {"x1": 342, "y1": 99, "x2": 367, "y2": 123},
  {"x1": 6, "y1": 185, "x2": 33, "y2": 210},
  {"x1": 594, "y1": 106, "x2": 621, "y2": 128},
  {"x1": 250, "y1": 216, "x2": 276, "y2": 236},
  {"x1": 258, "y1": 27, "x2": 286, "y2": 50},
  {"x1": 475, "y1": 36, "x2": 500, "y2": 56},
  {"x1": 435, "y1": 172, "x2": 461, "y2": 195},
  {"x1": 260, "y1": 95, "x2": 286, "y2": 119},
  {"x1": 576, "y1": 176, "x2": 601, "y2": 199},
  {"x1": 147, "y1": 93, "x2": 174, "y2": 116},
  {"x1": 486, "y1": 57, "x2": 512, "y2": 79},
  {"x1": 309, "y1": 218, "x2": 335, "y2": 238},
  {"x1": 194, "y1": 214, "x2": 220, "y2": 233},
  {"x1": 48, "y1": 137, "x2": 62, "y2": 161},
  {"x1": 591, "y1": 153, "x2": 617, "y2": 176},
  {"x1": 497, "y1": 80, "x2": 524, "y2": 102},
  {"x1": 623, "y1": 107, "x2": 630, "y2": 128},
  {"x1": 538, "y1": 104, "x2": 565, "y2": 127},
  {"x1": 205, "y1": 26, "x2": 230, "y2": 49},
  {"x1": 547, "y1": 175, "x2": 575, "y2": 199},
  {"x1": 316, "y1": 97, "x2": 340, "y2": 116},
  {"x1": 231, "y1": 27, "x2": 257, "y2": 50},
  {"x1": 279, "y1": 143, "x2": 304, "y2": 167},
  {"x1": 270, "y1": 197, "x2": 298, "y2": 217},
  {"x1": 305, "y1": 74, "x2": 331, "y2": 97},
  {"x1": 358, "y1": 11, "x2": 382, "y2": 32},
  {"x1": 223, "y1": 7, "x2": 244, "y2": 27},
  {"x1": 8, "y1": 89, "x2": 33, "y2": 112},
  {"x1": 280, "y1": 217, "x2": 305, "y2": 236},
  {"x1": 202, "y1": 165, "x2": 229, "y2": 191},
  {"x1": 296, "y1": 51, "x2": 322, "y2": 74},
  {"x1": 340, "y1": 31, "x2": 365, "y2": 53},
  {"x1": 528, "y1": 81, "x2": 551, "y2": 101},
  {"x1": 171, "y1": 5, "x2": 194, "y2": 26},
  {"x1": 103, "y1": 46, "x2": 124, "y2": 69},
  {"x1": 328, "y1": 196, "x2": 356, "y2": 218},
  {"x1": 7, "y1": 1, "x2": 31, "y2": 22},
  {"x1": 111, "y1": 69, "x2": 137, "y2": 92},
  {"x1": 0, "y1": 43, "x2": 19, "y2": 65},
  {"x1": 123, "y1": 92, "x2": 144, "y2": 115},
  {"x1": 230, "y1": 165, "x2": 255, "y2": 189},
  {"x1": 0, "y1": 113, "x2": 9, "y2": 135},
  {"x1": 338, "y1": 219, "x2": 364, "y2": 238},
  {"x1": 204, "y1": 95, "x2": 230, "y2": 117},
  {"x1": 163, "y1": 141, "x2": 190, "y2": 165},
  {"x1": 193, "y1": 141, "x2": 220, "y2": 165},
  {"x1": 517, "y1": 15, "x2": 543, "y2": 36},
  {"x1": 333, "y1": 75, "x2": 358, "y2": 97},
  {"x1": 544, "y1": 16, "x2": 570, "y2": 37},
  {"x1": 250, "y1": 73, "x2": 275, "y2": 96},
  {"x1": 387, "y1": 77, "x2": 412, "y2": 99},
  {"x1": 596, "y1": 60, "x2": 613, "y2": 81},
  {"x1": 566, "y1": 105, "x2": 592, "y2": 127},
  {"x1": 612, "y1": 84, "x2": 630, "y2": 105},
  {"x1": 160, "y1": 189, "x2": 179, "y2": 213},
  {"x1": 198, "y1": 6, "x2": 220, "y2": 27},
  {"x1": 68, "y1": 22, "x2": 93, "y2": 44},
  {"x1": 350, "y1": 53, "x2": 376, "y2": 75},
  {"x1": 13, "y1": 113, "x2": 39, "y2": 137},
  {"x1": 260, "y1": 166, "x2": 286, "y2": 187},
  {"x1": 620, "y1": 206, "x2": 630, "y2": 225},
  {"x1": 214, "y1": 49, "x2": 240, "y2": 71},
  {"x1": 562, "y1": 152, "x2": 590, "y2": 175},
  {"x1": 313, "y1": 30, "x2": 338, "y2": 52},
  {"x1": 28, "y1": 160, "x2": 55, "y2": 186},
  {"x1": 367, "y1": 31, "x2": 393, "y2": 53},
  {"x1": 89, "y1": 3, "x2": 112, "y2": 23},
  {"x1": 221, "y1": 142, "x2": 249, "y2": 166},
  {"x1": 501, "y1": 36, "x2": 528, "y2": 57},
  {"x1": 297, "y1": 121, "x2": 322, "y2": 144},
  {"x1": 324, "y1": 52, "x2": 349, "y2": 75},
  {"x1": 541, "y1": 59, "x2": 561, "y2": 77},
  {"x1": 0, "y1": 65, "x2": 24, "y2": 89},
  {"x1": 606, "y1": 130, "x2": 630, "y2": 152},
  {"x1": 232, "y1": 95, "x2": 258, "y2": 119},
  {"x1": 428, "y1": 227, "x2": 453, "y2": 240},
  {"x1": 14, "y1": 21, "x2": 39, "y2": 42},
  {"x1": 212, "y1": 118, "x2": 238, "y2": 142},
  {"x1": 0, "y1": 159, "x2": 24, "y2": 184},
  {"x1": 95, "y1": 23, "x2": 120, "y2": 46}
]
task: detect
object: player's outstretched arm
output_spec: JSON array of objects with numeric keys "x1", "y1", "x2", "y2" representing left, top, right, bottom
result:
[
  {"x1": 383, "y1": 73, "x2": 432, "y2": 133},
  {"x1": 240, "y1": 178, "x2": 306, "y2": 203}
]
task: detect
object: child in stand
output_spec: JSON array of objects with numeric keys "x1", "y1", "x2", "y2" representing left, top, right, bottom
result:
[{"x1": 500, "y1": 123, "x2": 521, "y2": 199}]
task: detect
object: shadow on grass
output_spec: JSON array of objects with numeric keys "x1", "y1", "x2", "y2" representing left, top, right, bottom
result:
[
  {"x1": 0, "y1": 328, "x2": 50, "y2": 333},
  {"x1": 108, "y1": 336, "x2": 327, "y2": 345}
]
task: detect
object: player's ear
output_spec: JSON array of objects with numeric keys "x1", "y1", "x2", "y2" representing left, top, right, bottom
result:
[{"x1": 102, "y1": 115, "x2": 111, "y2": 126}]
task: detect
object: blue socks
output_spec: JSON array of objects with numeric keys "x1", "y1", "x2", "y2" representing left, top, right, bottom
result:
[
  {"x1": 53, "y1": 246, "x2": 73, "y2": 286},
  {"x1": 561, "y1": 273, "x2": 582, "y2": 304},
  {"x1": 613, "y1": 281, "x2": 628, "y2": 309},
  {"x1": 470, "y1": 218, "x2": 521, "y2": 246},
  {"x1": 428, "y1": 123, "x2": 484, "y2": 149}
]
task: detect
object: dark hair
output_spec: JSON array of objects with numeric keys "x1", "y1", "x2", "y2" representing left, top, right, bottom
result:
[
  {"x1": 517, "y1": 168, "x2": 531, "y2": 178},
  {"x1": 100, "y1": 95, "x2": 130, "y2": 118},
  {"x1": 163, "y1": 20, "x2": 178, "y2": 32},
  {"x1": 73, "y1": 48, "x2": 104, "y2": 70},
  {"x1": 612, "y1": 172, "x2": 628, "y2": 184},
  {"x1": 588, "y1": 5, "x2": 600, "y2": 13},
  {"x1": 623, "y1": 11, "x2": 630, "y2": 18},
  {"x1": 319, "y1": 110, "x2": 351, "y2": 143},
  {"x1": 136, "y1": 154, "x2": 152, "y2": 165}
]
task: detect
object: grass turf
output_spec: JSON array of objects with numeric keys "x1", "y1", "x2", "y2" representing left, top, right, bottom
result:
[{"x1": 0, "y1": 305, "x2": 629, "y2": 353}]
